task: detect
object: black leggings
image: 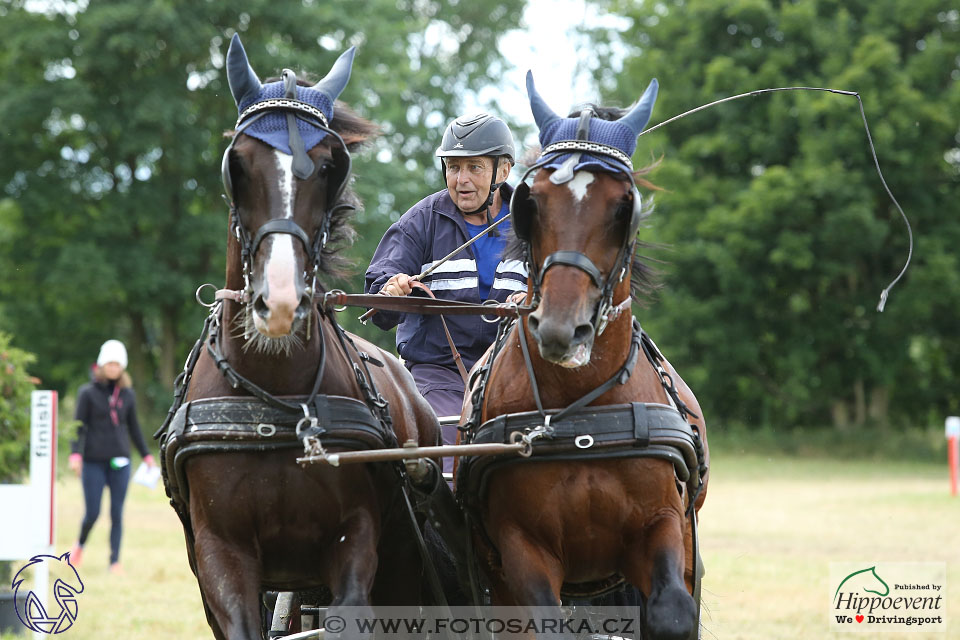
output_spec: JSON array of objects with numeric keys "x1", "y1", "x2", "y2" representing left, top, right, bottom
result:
[{"x1": 78, "y1": 460, "x2": 131, "y2": 564}]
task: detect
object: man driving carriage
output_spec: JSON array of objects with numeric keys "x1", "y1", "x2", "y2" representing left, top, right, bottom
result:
[{"x1": 365, "y1": 113, "x2": 527, "y2": 456}]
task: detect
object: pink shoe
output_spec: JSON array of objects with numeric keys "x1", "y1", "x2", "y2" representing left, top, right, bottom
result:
[
  {"x1": 69, "y1": 544, "x2": 83, "y2": 567},
  {"x1": 108, "y1": 562, "x2": 125, "y2": 576}
]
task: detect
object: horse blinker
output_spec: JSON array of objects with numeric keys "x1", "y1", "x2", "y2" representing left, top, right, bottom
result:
[{"x1": 509, "y1": 181, "x2": 535, "y2": 242}]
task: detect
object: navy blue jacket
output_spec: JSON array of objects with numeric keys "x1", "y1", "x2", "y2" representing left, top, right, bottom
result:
[{"x1": 365, "y1": 186, "x2": 527, "y2": 375}]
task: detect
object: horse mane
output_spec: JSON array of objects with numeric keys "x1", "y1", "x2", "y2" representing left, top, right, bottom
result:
[
  {"x1": 505, "y1": 103, "x2": 662, "y2": 305},
  {"x1": 322, "y1": 98, "x2": 379, "y2": 280}
]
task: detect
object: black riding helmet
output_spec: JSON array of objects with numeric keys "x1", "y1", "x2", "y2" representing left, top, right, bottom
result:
[{"x1": 436, "y1": 113, "x2": 515, "y2": 230}]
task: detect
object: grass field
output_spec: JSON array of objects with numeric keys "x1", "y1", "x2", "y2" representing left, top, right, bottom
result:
[{"x1": 2, "y1": 452, "x2": 957, "y2": 639}]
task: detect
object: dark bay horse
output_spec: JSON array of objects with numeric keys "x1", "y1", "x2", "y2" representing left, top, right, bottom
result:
[
  {"x1": 160, "y1": 35, "x2": 439, "y2": 639},
  {"x1": 460, "y1": 73, "x2": 710, "y2": 639}
]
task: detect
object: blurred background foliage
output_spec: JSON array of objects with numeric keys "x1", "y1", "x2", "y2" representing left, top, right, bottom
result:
[
  {"x1": 0, "y1": 0, "x2": 957, "y2": 442},
  {"x1": 587, "y1": 0, "x2": 960, "y2": 430},
  {"x1": 0, "y1": 333, "x2": 37, "y2": 483},
  {"x1": 0, "y1": 0, "x2": 524, "y2": 421}
]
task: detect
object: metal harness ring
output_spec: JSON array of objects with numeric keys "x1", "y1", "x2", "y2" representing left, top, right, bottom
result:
[
  {"x1": 195, "y1": 283, "x2": 218, "y2": 308},
  {"x1": 256, "y1": 423, "x2": 277, "y2": 437},
  {"x1": 481, "y1": 299, "x2": 509, "y2": 324}
]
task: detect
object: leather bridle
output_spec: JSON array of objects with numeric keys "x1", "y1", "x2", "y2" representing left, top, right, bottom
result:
[
  {"x1": 510, "y1": 108, "x2": 644, "y2": 336},
  {"x1": 221, "y1": 69, "x2": 354, "y2": 304}
]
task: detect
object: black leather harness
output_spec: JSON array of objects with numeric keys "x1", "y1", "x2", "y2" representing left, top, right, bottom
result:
[{"x1": 162, "y1": 394, "x2": 392, "y2": 522}]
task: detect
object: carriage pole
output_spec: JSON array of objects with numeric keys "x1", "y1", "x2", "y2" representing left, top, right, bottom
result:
[{"x1": 298, "y1": 441, "x2": 528, "y2": 467}]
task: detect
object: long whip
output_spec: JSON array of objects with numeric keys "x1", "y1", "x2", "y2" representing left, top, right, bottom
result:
[{"x1": 639, "y1": 86, "x2": 912, "y2": 312}]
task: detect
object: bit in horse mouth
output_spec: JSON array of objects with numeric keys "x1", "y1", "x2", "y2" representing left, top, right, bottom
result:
[{"x1": 553, "y1": 342, "x2": 592, "y2": 369}]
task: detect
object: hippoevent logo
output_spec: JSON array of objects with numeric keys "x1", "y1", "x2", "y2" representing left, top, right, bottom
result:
[
  {"x1": 830, "y1": 562, "x2": 945, "y2": 632},
  {"x1": 12, "y1": 553, "x2": 84, "y2": 634}
]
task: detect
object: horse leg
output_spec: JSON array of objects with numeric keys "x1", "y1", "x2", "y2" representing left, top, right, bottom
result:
[
  {"x1": 324, "y1": 510, "x2": 380, "y2": 608},
  {"x1": 624, "y1": 515, "x2": 696, "y2": 640},
  {"x1": 192, "y1": 528, "x2": 263, "y2": 639},
  {"x1": 177, "y1": 525, "x2": 228, "y2": 640},
  {"x1": 314, "y1": 511, "x2": 379, "y2": 640},
  {"x1": 492, "y1": 527, "x2": 579, "y2": 640},
  {"x1": 493, "y1": 526, "x2": 563, "y2": 605},
  {"x1": 370, "y1": 505, "x2": 423, "y2": 606}
]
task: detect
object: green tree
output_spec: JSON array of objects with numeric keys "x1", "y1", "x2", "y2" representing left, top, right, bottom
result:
[
  {"x1": 0, "y1": 0, "x2": 525, "y2": 417},
  {"x1": 0, "y1": 333, "x2": 38, "y2": 484},
  {"x1": 586, "y1": 0, "x2": 960, "y2": 427}
]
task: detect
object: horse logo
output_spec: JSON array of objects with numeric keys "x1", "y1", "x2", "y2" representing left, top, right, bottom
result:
[
  {"x1": 12, "y1": 553, "x2": 84, "y2": 634},
  {"x1": 834, "y1": 565, "x2": 890, "y2": 601}
]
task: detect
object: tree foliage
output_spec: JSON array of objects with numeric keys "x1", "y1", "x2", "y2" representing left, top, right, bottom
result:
[
  {"x1": 0, "y1": 0, "x2": 524, "y2": 416},
  {"x1": 0, "y1": 333, "x2": 38, "y2": 484},
  {"x1": 586, "y1": 0, "x2": 960, "y2": 427}
]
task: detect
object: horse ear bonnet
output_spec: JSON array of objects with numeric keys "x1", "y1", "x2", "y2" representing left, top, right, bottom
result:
[
  {"x1": 222, "y1": 34, "x2": 356, "y2": 206},
  {"x1": 522, "y1": 72, "x2": 658, "y2": 239}
]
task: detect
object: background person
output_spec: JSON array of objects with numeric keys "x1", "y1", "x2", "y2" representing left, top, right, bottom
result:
[
  {"x1": 68, "y1": 339, "x2": 154, "y2": 575},
  {"x1": 365, "y1": 113, "x2": 526, "y2": 459}
]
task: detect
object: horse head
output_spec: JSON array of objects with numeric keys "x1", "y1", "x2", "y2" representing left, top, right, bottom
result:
[
  {"x1": 222, "y1": 34, "x2": 355, "y2": 342},
  {"x1": 512, "y1": 71, "x2": 659, "y2": 366}
]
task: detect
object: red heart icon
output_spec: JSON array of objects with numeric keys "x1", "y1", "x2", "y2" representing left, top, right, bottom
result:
[{"x1": 856, "y1": 615, "x2": 864, "y2": 623}]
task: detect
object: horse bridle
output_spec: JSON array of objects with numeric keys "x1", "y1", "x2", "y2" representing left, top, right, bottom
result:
[
  {"x1": 221, "y1": 69, "x2": 354, "y2": 304},
  {"x1": 510, "y1": 108, "x2": 644, "y2": 336}
]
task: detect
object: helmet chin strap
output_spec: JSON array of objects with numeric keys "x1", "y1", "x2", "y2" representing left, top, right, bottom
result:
[{"x1": 461, "y1": 156, "x2": 503, "y2": 236}]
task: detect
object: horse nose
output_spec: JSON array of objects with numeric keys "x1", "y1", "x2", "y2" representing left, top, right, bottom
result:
[
  {"x1": 527, "y1": 310, "x2": 594, "y2": 364},
  {"x1": 252, "y1": 288, "x2": 307, "y2": 338}
]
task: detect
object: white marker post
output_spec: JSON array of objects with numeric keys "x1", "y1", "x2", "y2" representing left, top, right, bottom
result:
[
  {"x1": 946, "y1": 416, "x2": 960, "y2": 497},
  {"x1": 0, "y1": 391, "x2": 57, "y2": 639}
]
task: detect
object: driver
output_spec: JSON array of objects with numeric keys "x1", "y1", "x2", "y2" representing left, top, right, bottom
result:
[{"x1": 365, "y1": 113, "x2": 526, "y2": 454}]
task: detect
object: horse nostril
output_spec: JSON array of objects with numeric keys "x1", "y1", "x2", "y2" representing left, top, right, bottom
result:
[
  {"x1": 527, "y1": 315, "x2": 540, "y2": 336},
  {"x1": 294, "y1": 296, "x2": 313, "y2": 321},
  {"x1": 253, "y1": 294, "x2": 270, "y2": 320},
  {"x1": 573, "y1": 323, "x2": 594, "y2": 345}
]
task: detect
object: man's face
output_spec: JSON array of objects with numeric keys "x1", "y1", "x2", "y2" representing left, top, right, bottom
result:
[{"x1": 445, "y1": 155, "x2": 495, "y2": 212}]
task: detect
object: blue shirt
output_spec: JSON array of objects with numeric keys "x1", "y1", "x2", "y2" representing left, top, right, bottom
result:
[{"x1": 464, "y1": 203, "x2": 511, "y2": 300}]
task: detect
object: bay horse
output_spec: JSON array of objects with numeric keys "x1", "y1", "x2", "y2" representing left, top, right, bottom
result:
[
  {"x1": 157, "y1": 34, "x2": 439, "y2": 639},
  {"x1": 459, "y1": 73, "x2": 710, "y2": 639}
]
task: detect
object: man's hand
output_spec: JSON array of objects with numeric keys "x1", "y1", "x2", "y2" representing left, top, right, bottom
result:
[
  {"x1": 69, "y1": 453, "x2": 82, "y2": 476},
  {"x1": 382, "y1": 273, "x2": 415, "y2": 297},
  {"x1": 507, "y1": 291, "x2": 527, "y2": 304}
]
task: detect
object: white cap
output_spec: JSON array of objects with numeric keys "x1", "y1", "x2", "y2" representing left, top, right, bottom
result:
[{"x1": 97, "y1": 340, "x2": 128, "y2": 369}]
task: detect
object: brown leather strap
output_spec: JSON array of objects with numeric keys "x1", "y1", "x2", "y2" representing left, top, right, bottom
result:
[{"x1": 412, "y1": 282, "x2": 470, "y2": 385}]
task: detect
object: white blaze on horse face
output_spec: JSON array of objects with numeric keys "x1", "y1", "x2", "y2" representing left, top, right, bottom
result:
[
  {"x1": 566, "y1": 171, "x2": 595, "y2": 208},
  {"x1": 275, "y1": 150, "x2": 296, "y2": 220},
  {"x1": 256, "y1": 151, "x2": 300, "y2": 337}
]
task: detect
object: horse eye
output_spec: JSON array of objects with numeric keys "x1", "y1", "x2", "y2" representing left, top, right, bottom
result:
[{"x1": 317, "y1": 161, "x2": 333, "y2": 177}]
